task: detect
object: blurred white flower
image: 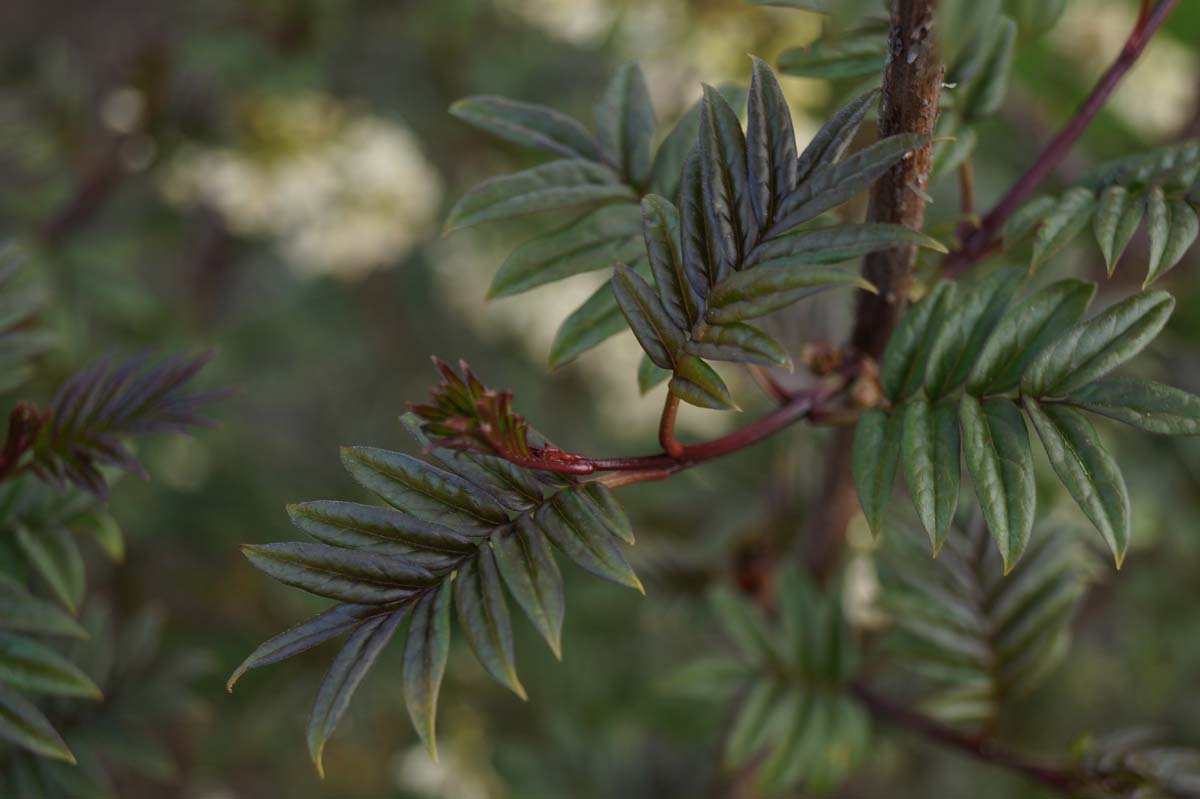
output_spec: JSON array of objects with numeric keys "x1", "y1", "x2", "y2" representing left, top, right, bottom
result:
[{"x1": 160, "y1": 94, "x2": 443, "y2": 280}]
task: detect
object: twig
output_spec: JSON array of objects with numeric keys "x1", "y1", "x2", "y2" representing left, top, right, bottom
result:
[
  {"x1": 943, "y1": 0, "x2": 1181, "y2": 276},
  {"x1": 658, "y1": 393, "x2": 686, "y2": 459},
  {"x1": 958, "y1": 159, "x2": 976, "y2": 216}
]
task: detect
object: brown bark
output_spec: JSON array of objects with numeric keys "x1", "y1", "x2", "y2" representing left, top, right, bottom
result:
[{"x1": 804, "y1": 0, "x2": 943, "y2": 583}]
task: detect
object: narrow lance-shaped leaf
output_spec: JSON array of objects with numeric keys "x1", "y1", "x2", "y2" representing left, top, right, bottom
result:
[
  {"x1": 15, "y1": 525, "x2": 83, "y2": 613},
  {"x1": 1145, "y1": 189, "x2": 1199, "y2": 286},
  {"x1": 549, "y1": 281, "x2": 627, "y2": 369},
  {"x1": 241, "y1": 542, "x2": 435, "y2": 604},
  {"x1": 685, "y1": 322, "x2": 792, "y2": 368},
  {"x1": 705, "y1": 265, "x2": 873, "y2": 324},
  {"x1": 795, "y1": 89, "x2": 879, "y2": 183},
  {"x1": 959, "y1": 395, "x2": 1035, "y2": 572},
  {"x1": 923, "y1": 267, "x2": 1022, "y2": 399},
  {"x1": 669, "y1": 355, "x2": 738, "y2": 411},
  {"x1": 902, "y1": 397, "x2": 961, "y2": 554},
  {"x1": 1021, "y1": 291, "x2": 1175, "y2": 398},
  {"x1": 725, "y1": 678, "x2": 785, "y2": 768},
  {"x1": 403, "y1": 579, "x2": 452, "y2": 759},
  {"x1": 745, "y1": 223, "x2": 947, "y2": 268},
  {"x1": 966, "y1": 279, "x2": 1096, "y2": 395},
  {"x1": 307, "y1": 609, "x2": 407, "y2": 777},
  {"x1": 595, "y1": 62, "x2": 655, "y2": 187},
  {"x1": 444, "y1": 160, "x2": 635, "y2": 233},
  {"x1": 777, "y1": 36, "x2": 887, "y2": 80},
  {"x1": 1030, "y1": 187, "x2": 1095, "y2": 272},
  {"x1": 534, "y1": 490, "x2": 643, "y2": 592},
  {"x1": 747, "y1": 57, "x2": 798, "y2": 228},
  {"x1": 880, "y1": 282, "x2": 956, "y2": 401},
  {"x1": 678, "y1": 146, "x2": 718, "y2": 298},
  {"x1": 642, "y1": 194, "x2": 700, "y2": 328},
  {"x1": 1024, "y1": 400, "x2": 1130, "y2": 567},
  {"x1": 0, "y1": 683, "x2": 75, "y2": 764},
  {"x1": 287, "y1": 500, "x2": 476, "y2": 557},
  {"x1": 0, "y1": 573, "x2": 87, "y2": 639},
  {"x1": 0, "y1": 633, "x2": 103, "y2": 698},
  {"x1": 1003, "y1": 195, "x2": 1057, "y2": 247},
  {"x1": 491, "y1": 516, "x2": 565, "y2": 659},
  {"x1": 611, "y1": 262, "x2": 684, "y2": 369},
  {"x1": 449, "y1": 96, "x2": 600, "y2": 161},
  {"x1": 960, "y1": 16, "x2": 1016, "y2": 121},
  {"x1": 1067, "y1": 378, "x2": 1200, "y2": 435},
  {"x1": 489, "y1": 205, "x2": 643, "y2": 298},
  {"x1": 454, "y1": 548, "x2": 525, "y2": 699},
  {"x1": 699, "y1": 84, "x2": 755, "y2": 270},
  {"x1": 637, "y1": 353, "x2": 671, "y2": 394},
  {"x1": 1092, "y1": 186, "x2": 1144, "y2": 274},
  {"x1": 852, "y1": 408, "x2": 903, "y2": 536}
]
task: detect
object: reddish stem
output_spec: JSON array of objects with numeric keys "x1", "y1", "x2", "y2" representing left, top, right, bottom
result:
[{"x1": 944, "y1": 0, "x2": 1181, "y2": 275}]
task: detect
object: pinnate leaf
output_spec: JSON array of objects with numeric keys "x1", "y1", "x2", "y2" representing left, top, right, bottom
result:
[
  {"x1": 403, "y1": 579, "x2": 452, "y2": 759},
  {"x1": 1092, "y1": 186, "x2": 1144, "y2": 274},
  {"x1": 241, "y1": 542, "x2": 434, "y2": 604}
]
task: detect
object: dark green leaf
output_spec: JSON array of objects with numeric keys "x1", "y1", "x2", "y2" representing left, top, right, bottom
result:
[
  {"x1": 649, "y1": 101, "x2": 702, "y2": 198},
  {"x1": 489, "y1": 205, "x2": 643, "y2": 298},
  {"x1": 444, "y1": 160, "x2": 634, "y2": 232},
  {"x1": 403, "y1": 579, "x2": 452, "y2": 759},
  {"x1": 669, "y1": 355, "x2": 738, "y2": 411},
  {"x1": 1021, "y1": 291, "x2": 1175, "y2": 398},
  {"x1": 685, "y1": 322, "x2": 792, "y2": 368},
  {"x1": 795, "y1": 90, "x2": 879, "y2": 183},
  {"x1": 709, "y1": 586, "x2": 775, "y2": 663},
  {"x1": 746, "y1": 223, "x2": 946, "y2": 268},
  {"x1": 241, "y1": 542, "x2": 435, "y2": 603},
  {"x1": 549, "y1": 281, "x2": 627, "y2": 369},
  {"x1": 0, "y1": 683, "x2": 74, "y2": 763},
  {"x1": 852, "y1": 407, "x2": 903, "y2": 536},
  {"x1": 705, "y1": 265, "x2": 872, "y2": 324},
  {"x1": 679, "y1": 146, "x2": 718, "y2": 298},
  {"x1": 1068, "y1": 378, "x2": 1200, "y2": 435},
  {"x1": 660, "y1": 656, "x2": 751, "y2": 698},
  {"x1": 725, "y1": 678, "x2": 785, "y2": 768},
  {"x1": 611, "y1": 262, "x2": 684, "y2": 369},
  {"x1": 747, "y1": 57, "x2": 798, "y2": 227},
  {"x1": 1024, "y1": 400, "x2": 1129, "y2": 567},
  {"x1": 0, "y1": 633, "x2": 102, "y2": 698},
  {"x1": 1145, "y1": 190, "x2": 1199, "y2": 286},
  {"x1": 454, "y1": 547, "x2": 525, "y2": 698},
  {"x1": 0, "y1": 574, "x2": 86, "y2": 639},
  {"x1": 924, "y1": 267, "x2": 1023, "y2": 399},
  {"x1": 959, "y1": 395, "x2": 1035, "y2": 572},
  {"x1": 637, "y1": 353, "x2": 671, "y2": 394},
  {"x1": 1030, "y1": 187, "x2": 1095, "y2": 272},
  {"x1": 581, "y1": 482, "x2": 634, "y2": 545},
  {"x1": 699, "y1": 84, "x2": 755, "y2": 269},
  {"x1": 902, "y1": 397, "x2": 961, "y2": 554},
  {"x1": 960, "y1": 16, "x2": 1016, "y2": 121},
  {"x1": 595, "y1": 62, "x2": 655, "y2": 186},
  {"x1": 777, "y1": 36, "x2": 886, "y2": 80},
  {"x1": 1092, "y1": 186, "x2": 1144, "y2": 274},
  {"x1": 966, "y1": 279, "x2": 1095, "y2": 395},
  {"x1": 1002, "y1": 195, "x2": 1057, "y2": 247},
  {"x1": 642, "y1": 194, "x2": 701, "y2": 328},
  {"x1": 880, "y1": 281, "x2": 956, "y2": 402},
  {"x1": 15, "y1": 525, "x2": 83, "y2": 613},
  {"x1": 534, "y1": 490, "x2": 643, "y2": 592},
  {"x1": 287, "y1": 501, "x2": 475, "y2": 557},
  {"x1": 227, "y1": 604, "x2": 387, "y2": 691},
  {"x1": 449, "y1": 96, "x2": 599, "y2": 160},
  {"x1": 340, "y1": 446, "x2": 508, "y2": 533},
  {"x1": 492, "y1": 516, "x2": 565, "y2": 658},
  {"x1": 307, "y1": 608, "x2": 406, "y2": 777}
]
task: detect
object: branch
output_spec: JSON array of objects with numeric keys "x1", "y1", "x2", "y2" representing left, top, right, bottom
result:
[
  {"x1": 943, "y1": 0, "x2": 1181, "y2": 275},
  {"x1": 850, "y1": 682, "x2": 1083, "y2": 795}
]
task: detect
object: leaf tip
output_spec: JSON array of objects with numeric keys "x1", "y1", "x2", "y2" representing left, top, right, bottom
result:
[{"x1": 857, "y1": 278, "x2": 879, "y2": 295}]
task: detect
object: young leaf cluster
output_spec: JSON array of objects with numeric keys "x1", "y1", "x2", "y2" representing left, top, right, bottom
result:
[
  {"x1": 232, "y1": 363, "x2": 642, "y2": 775},
  {"x1": 855, "y1": 269, "x2": 1197, "y2": 571}
]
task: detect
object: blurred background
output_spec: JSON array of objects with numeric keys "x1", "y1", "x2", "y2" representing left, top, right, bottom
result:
[{"x1": 1, "y1": 0, "x2": 1198, "y2": 796}]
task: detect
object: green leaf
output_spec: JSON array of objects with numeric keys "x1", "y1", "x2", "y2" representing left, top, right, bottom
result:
[
  {"x1": 966, "y1": 279, "x2": 1096, "y2": 395},
  {"x1": 549, "y1": 281, "x2": 627, "y2": 369},
  {"x1": 679, "y1": 146, "x2": 719, "y2": 298},
  {"x1": 595, "y1": 62, "x2": 656, "y2": 187},
  {"x1": 0, "y1": 574, "x2": 87, "y2": 639},
  {"x1": 709, "y1": 586, "x2": 775, "y2": 663},
  {"x1": 660, "y1": 656, "x2": 751, "y2": 698},
  {"x1": 1024, "y1": 400, "x2": 1130, "y2": 567},
  {"x1": 772, "y1": 133, "x2": 925, "y2": 234},
  {"x1": 492, "y1": 516, "x2": 565, "y2": 659},
  {"x1": 241, "y1": 542, "x2": 435, "y2": 604},
  {"x1": 637, "y1": 353, "x2": 670, "y2": 394},
  {"x1": 699, "y1": 84, "x2": 755, "y2": 270},
  {"x1": 777, "y1": 36, "x2": 886, "y2": 80},
  {"x1": 75, "y1": 510, "x2": 123, "y2": 563},
  {"x1": 685, "y1": 322, "x2": 792, "y2": 368},
  {"x1": 0, "y1": 633, "x2": 102, "y2": 698},
  {"x1": 454, "y1": 547, "x2": 525, "y2": 698},
  {"x1": 403, "y1": 579, "x2": 452, "y2": 759},
  {"x1": 582, "y1": 482, "x2": 634, "y2": 545},
  {"x1": 642, "y1": 194, "x2": 701, "y2": 328},
  {"x1": 705, "y1": 265, "x2": 872, "y2": 324},
  {"x1": 340, "y1": 446, "x2": 508, "y2": 534},
  {"x1": 959, "y1": 395, "x2": 1035, "y2": 572},
  {"x1": 795, "y1": 90, "x2": 879, "y2": 183},
  {"x1": 725, "y1": 678, "x2": 785, "y2": 768},
  {"x1": 449, "y1": 95, "x2": 599, "y2": 160},
  {"x1": 852, "y1": 408, "x2": 903, "y2": 536},
  {"x1": 1067, "y1": 378, "x2": 1200, "y2": 435},
  {"x1": 287, "y1": 501, "x2": 475, "y2": 558},
  {"x1": 923, "y1": 267, "x2": 1023, "y2": 399},
  {"x1": 489, "y1": 205, "x2": 643, "y2": 298},
  {"x1": 649, "y1": 100, "x2": 702, "y2": 198},
  {"x1": 880, "y1": 282, "x2": 956, "y2": 402},
  {"x1": 611, "y1": 262, "x2": 685, "y2": 369},
  {"x1": 227, "y1": 604, "x2": 386, "y2": 691},
  {"x1": 669, "y1": 355, "x2": 738, "y2": 411},
  {"x1": 1021, "y1": 291, "x2": 1175, "y2": 398},
  {"x1": 960, "y1": 16, "x2": 1016, "y2": 121},
  {"x1": 901, "y1": 397, "x2": 961, "y2": 554},
  {"x1": 1030, "y1": 187, "x2": 1095, "y2": 272},
  {"x1": 747, "y1": 57, "x2": 798, "y2": 227},
  {"x1": 930, "y1": 125, "x2": 977, "y2": 182},
  {"x1": 534, "y1": 490, "x2": 643, "y2": 592},
  {"x1": 444, "y1": 160, "x2": 634, "y2": 232},
  {"x1": 1092, "y1": 186, "x2": 1144, "y2": 274},
  {"x1": 746, "y1": 223, "x2": 947, "y2": 268},
  {"x1": 751, "y1": 0, "x2": 827, "y2": 9},
  {"x1": 1003, "y1": 195, "x2": 1057, "y2": 247},
  {"x1": 1145, "y1": 190, "x2": 1199, "y2": 286},
  {"x1": 0, "y1": 683, "x2": 74, "y2": 764},
  {"x1": 15, "y1": 525, "x2": 83, "y2": 613},
  {"x1": 307, "y1": 608, "x2": 406, "y2": 777}
]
